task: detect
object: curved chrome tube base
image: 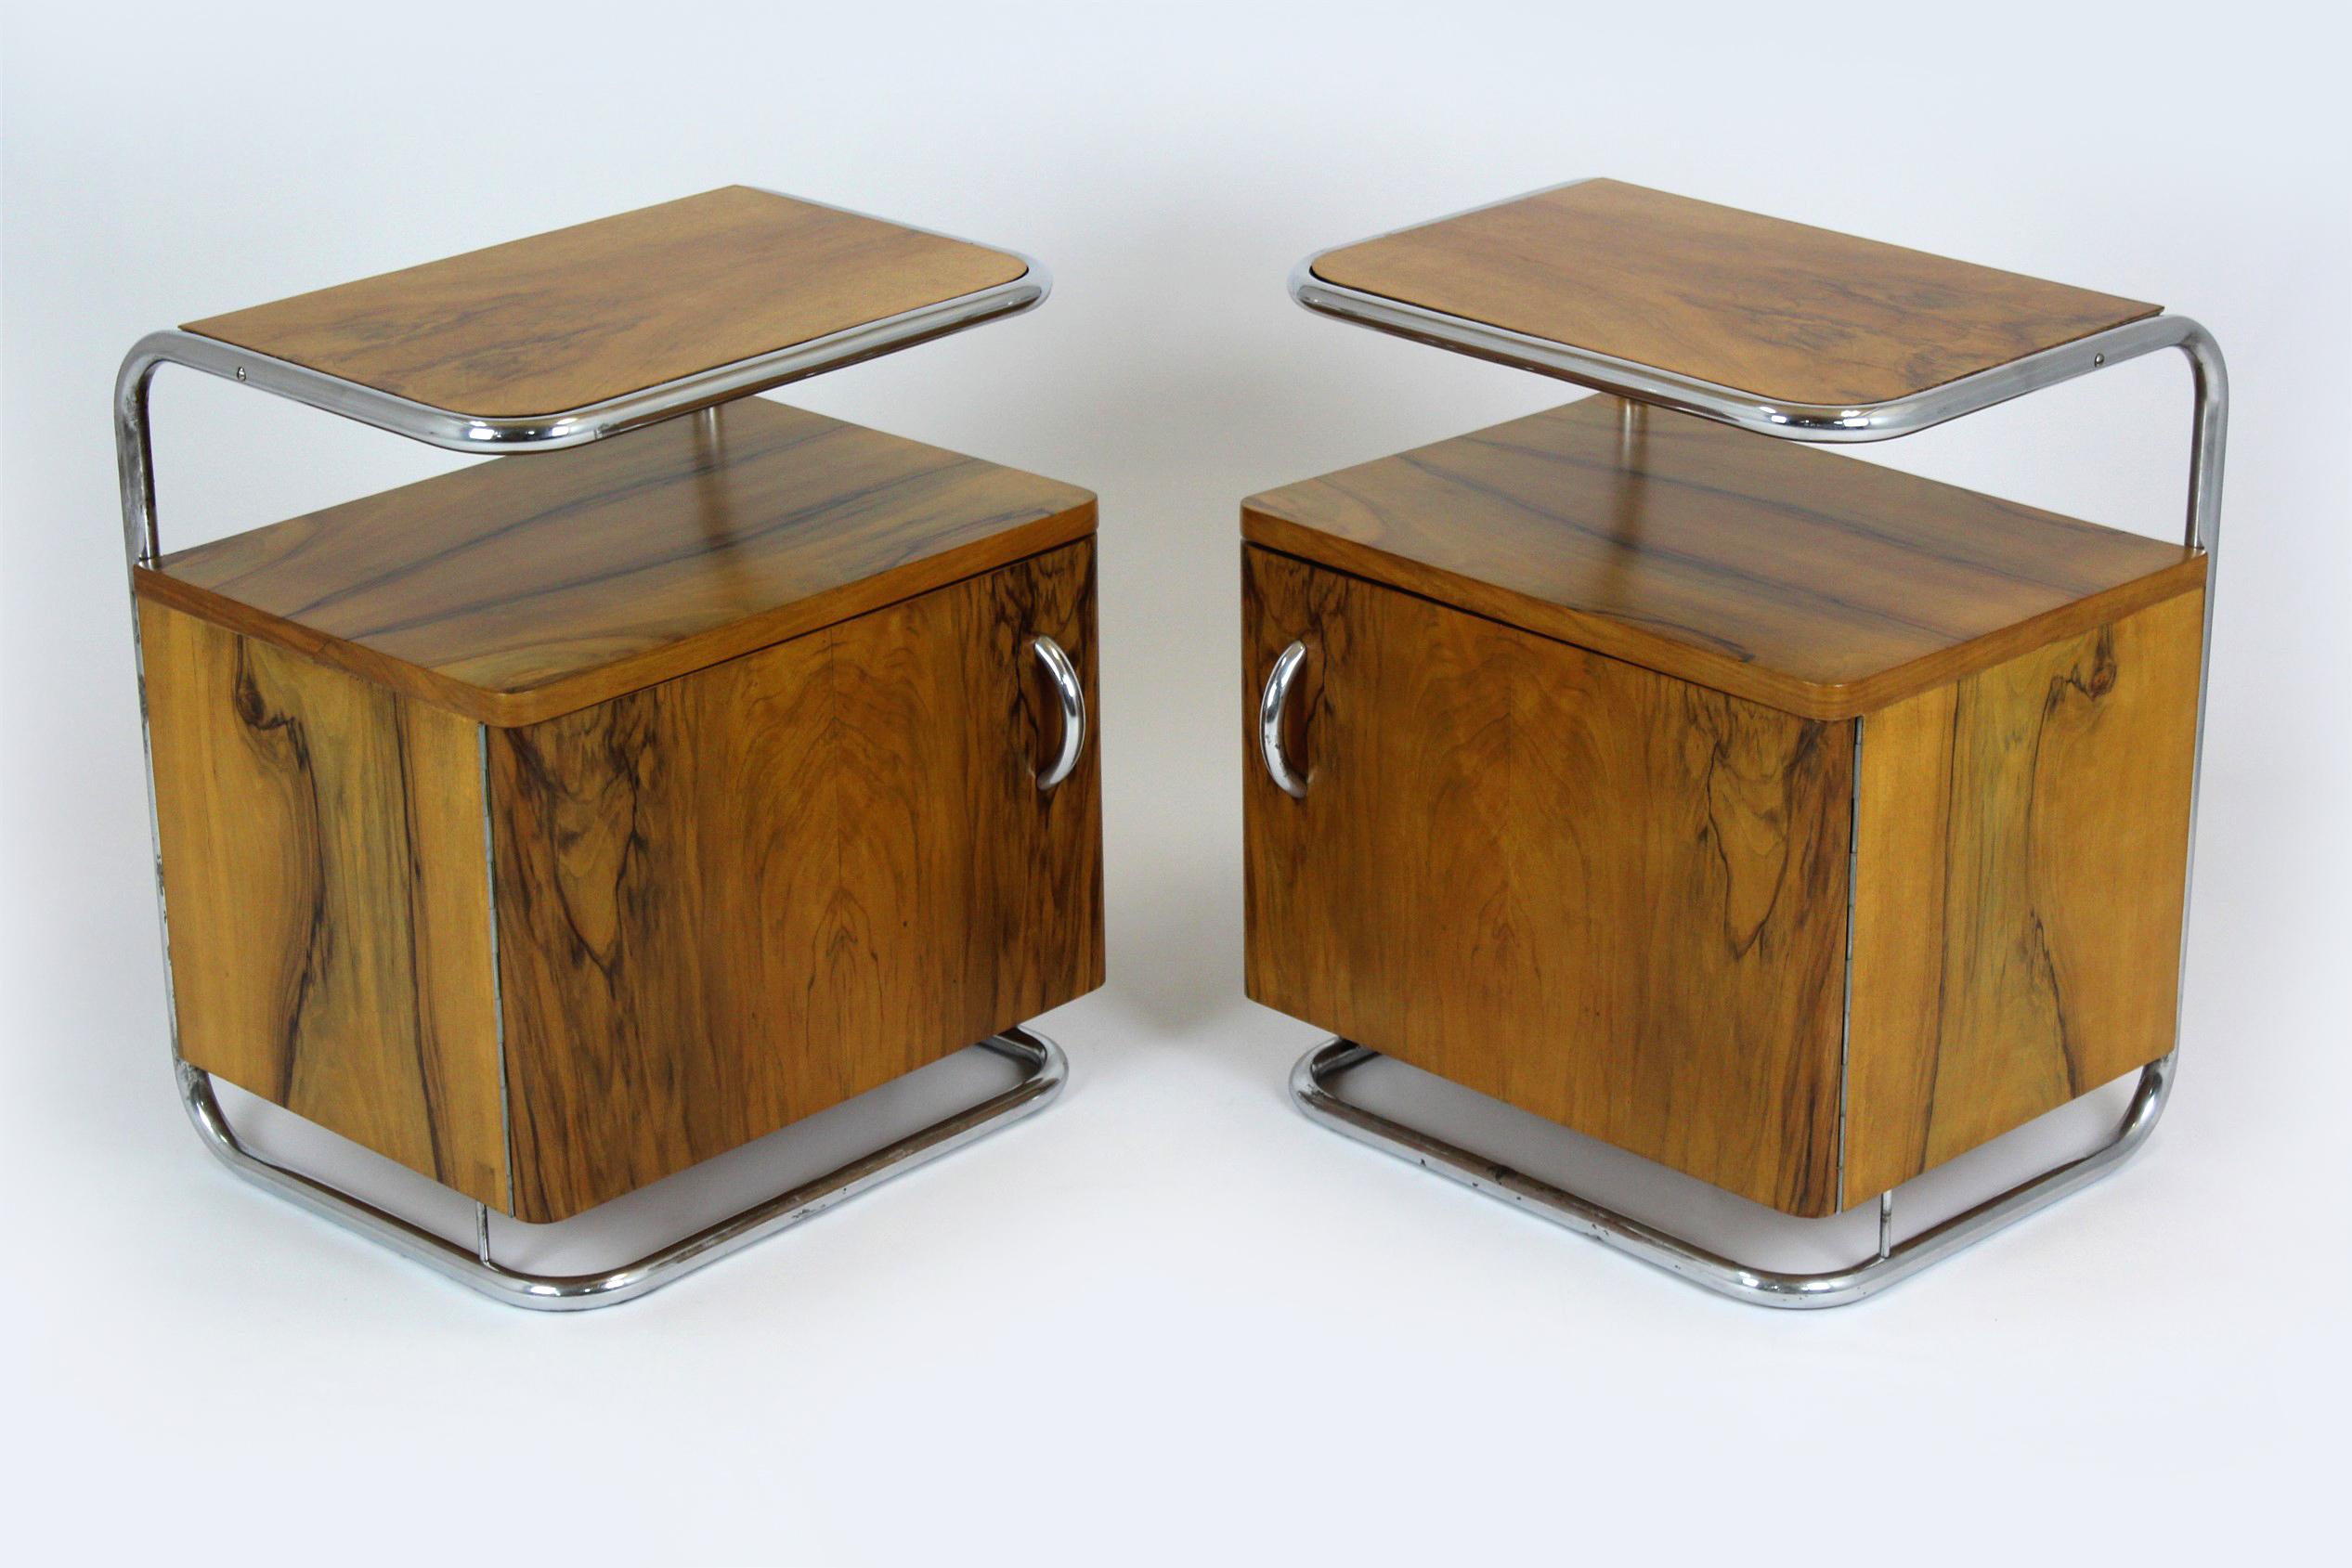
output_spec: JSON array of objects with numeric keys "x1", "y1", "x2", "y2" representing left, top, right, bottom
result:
[
  {"x1": 181, "y1": 1028, "x2": 1068, "y2": 1312},
  {"x1": 1291, "y1": 1039, "x2": 2173, "y2": 1309}
]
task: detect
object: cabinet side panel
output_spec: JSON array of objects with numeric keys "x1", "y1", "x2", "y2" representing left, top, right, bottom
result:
[
  {"x1": 140, "y1": 600, "x2": 508, "y2": 1208},
  {"x1": 1844, "y1": 589, "x2": 2203, "y2": 1207},
  {"x1": 1242, "y1": 547, "x2": 1852, "y2": 1216},
  {"x1": 491, "y1": 539, "x2": 1101, "y2": 1223}
]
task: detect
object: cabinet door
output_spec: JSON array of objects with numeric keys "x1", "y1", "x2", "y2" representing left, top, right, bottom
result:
[
  {"x1": 1242, "y1": 546, "x2": 1853, "y2": 1215},
  {"x1": 489, "y1": 538, "x2": 1103, "y2": 1223}
]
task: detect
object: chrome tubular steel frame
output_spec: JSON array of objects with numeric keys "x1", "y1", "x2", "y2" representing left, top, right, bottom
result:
[
  {"x1": 115, "y1": 217, "x2": 1060, "y2": 1309},
  {"x1": 1296, "y1": 1040, "x2": 2168, "y2": 1310},
  {"x1": 181, "y1": 1030, "x2": 1065, "y2": 1312},
  {"x1": 1283, "y1": 200, "x2": 2225, "y2": 1305}
]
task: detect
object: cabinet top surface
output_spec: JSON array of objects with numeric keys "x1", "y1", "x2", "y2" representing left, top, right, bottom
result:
[
  {"x1": 135, "y1": 396, "x2": 1095, "y2": 726},
  {"x1": 180, "y1": 187, "x2": 1032, "y2": 420},
  {"x1": 1242, "y1": 397, "x2": 2203, "y2": 719},
  {"x1": 1307, "y1": 180, "x2": 2159, "y2": 408}
]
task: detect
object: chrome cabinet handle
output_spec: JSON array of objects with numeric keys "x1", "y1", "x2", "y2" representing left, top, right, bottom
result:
[
  {"x1": 1030, "y1": 635, "x2": 1085, "y2": 792},
  {"x1": 1259, "y1": 639, "x2": 1309, "y2": 798}
]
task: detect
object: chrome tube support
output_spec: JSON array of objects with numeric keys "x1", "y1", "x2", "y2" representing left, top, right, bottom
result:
[
  {"x1": 1284, "y1": 195, "x2": 2225, "y2": 1304},
  {"x1": 115, "y1": 205, "x2": 1063, "y2": 1307},
  {"x1": 1293, "y1": 1040, "x2": 2173, "y2": 1309},
  {"x1": 185, "y1": 1030, "x2": 1066, "y2": 1311}
]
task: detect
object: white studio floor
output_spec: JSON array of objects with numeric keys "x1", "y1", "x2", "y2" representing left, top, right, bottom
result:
[{"x1": 6, "y1": 6, "x2": 2347, "y2": 1563}]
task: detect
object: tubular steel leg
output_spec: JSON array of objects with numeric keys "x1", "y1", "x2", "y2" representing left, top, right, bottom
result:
[
  {"x1": 1292, "y1": 1040, "x2": 2174, "y2": 1309},
  {"x1": 184, "y1": 1030, "x2": 1066, "y2": 1311}
]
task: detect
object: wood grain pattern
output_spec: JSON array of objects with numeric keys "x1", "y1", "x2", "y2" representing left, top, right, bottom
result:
[
  {"x1": 1242, "y1": 546, "x2": 1852, "y2": 1215},
  {"x1": 183, "y1": 188, "x2": 1029, "y2": 418},
  {"x1": 141, "y1": 600, "x2": 509, "y2": 1208},
  {"x1": 1310, "y1": 179, "x2": 2158, "y2": 407},
  {"x1": 487, "y1": 539, "x2": 1101, "y2": 1223},
  {"x1": 1244, "y1": 397, "x2": 2203, "y2": 720},
  {"x1": 135, "y1": 397, "x2": 1097, "y2": 727},
  {"x1": 1841, "y1": 590, "x2": 2203, "y2": 1206}
]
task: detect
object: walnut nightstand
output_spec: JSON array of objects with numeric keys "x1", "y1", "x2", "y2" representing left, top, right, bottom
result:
[
  {"x1": 118, "y1": 188, "x2": 1100, "y2": 1308},
  {"x1": 1250, "y1": 179, "x2": 2223, "y2": 1305}
]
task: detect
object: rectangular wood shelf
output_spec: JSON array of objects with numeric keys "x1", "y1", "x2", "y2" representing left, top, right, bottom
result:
[
  {"x1": 135, "y1": 395, "x2": 1097, "y2": 726},
  {"x1": 1244, "y1": 396, "x2": 2203, "y2": 719},
  {"x1": 1308, "y1": 179, "x2": 2158, "y2": 408},
  {"x1": 181, "y1": 187, "x2": 1031, "y2": 420}
]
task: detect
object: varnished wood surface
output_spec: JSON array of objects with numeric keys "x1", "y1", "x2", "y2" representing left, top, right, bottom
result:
[
  {"x1": 1310, "y1": 179, "x2": 2158, "y2": 407},
  {"x1": 1841, "y1": 590, "x2": 2202, "y2": 1206},
  {"x1": 142, "y1": 601, "x2": 510, "y2": 1209},
  {"x1": 1244, "y1": 397, "x2": 2203, "y2": 720},
  {"x1": 1242, "y1": 547, "x2": 1852, "y2": 1216},
  {"x1": 489, "y1": 539, "x2": 1102, "y2": 1223},
  {"x1": 183, "y1": 188, "x2": 1030, "y2": 418},
  {"x1": 136, "y1": 397, "x2": 1097, "y2": 727}
]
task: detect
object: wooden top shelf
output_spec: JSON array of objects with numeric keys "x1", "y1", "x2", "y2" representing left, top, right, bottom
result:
[
  {"x1": 1307, "y1": 180, "x2": 2159, "y2": 408},
  {"x1": 181, "y1": 188, "x2": 1032, "y2": 421},
  {"x1": 1242, "y1": 397, "x2": 2203, "y2": 719},
  {"x1": 134, "y1": 396, "x2": 1095, "y2": 726}
]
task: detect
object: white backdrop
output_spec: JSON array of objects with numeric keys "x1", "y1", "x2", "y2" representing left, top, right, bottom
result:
[{"x1": 5, "y1": 3, "x2": 2347, "y2": 1562}]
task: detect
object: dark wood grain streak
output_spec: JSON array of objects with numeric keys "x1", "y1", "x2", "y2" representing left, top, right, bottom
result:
[
  {"x1": 1311, "y1": 180, "x2": 2158, "y2": 407},
  {"x1": 1244, "y1": 397, "x2": 2203, "y2": 719},
  {"x1": 135, "y1": 397, "x2": 1097, "y2": 727},
  {"x1": 1841, "y1": 590, "x2": 2203, "y2": 1205},
  {"x1": 183, "y1": 188, "x2": 1029, "y2": 419},
  {"x1": 141, "y1": 600, "x2": 510, "y2": 1208},
  {"x1": 1242, "y1": 546, "x2": 1852, "y2": 1215},
  {"x1": 487, "y1": 539, "x2": 1102, "y2": 1223}
]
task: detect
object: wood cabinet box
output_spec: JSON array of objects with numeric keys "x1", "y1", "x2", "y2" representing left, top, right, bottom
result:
[
  {"x1": 1241, "y1": 395, "x2": 2203, "y2": 1217},
  {"x1": 137, "y1": 395, "x2": 1103, "y2": 1223}
]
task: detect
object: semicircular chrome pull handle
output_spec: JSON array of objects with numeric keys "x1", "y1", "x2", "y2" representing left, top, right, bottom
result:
[
  {"x1": 1029, "y1": 635, "x2": 1085, "y2": 792},
  {"x1": 1259, "y1": 639, "x2": 1310, "y2": 799}
]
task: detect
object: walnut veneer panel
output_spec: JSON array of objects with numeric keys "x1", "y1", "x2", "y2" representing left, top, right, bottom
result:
[
  {"x1": 1243, "y1": 398, "x2": 2203, "y2": 719},
  {"x1": 488, "y1": 539, "x2": 1102, "y2": 1223},
  {"x1": 183, "y1": 188, "x2": 1029, "y2": 418},
  {"x1": 141, "y1": 601, "x2": 509, "y2": 1208},
  {"x1": 1310, "y1": 180, "x2": 2158, "y2": 407},
  {"x1": 1841, "y1": 590, "x2": 2203, "y2": 1206},
  {"x1": 136, "y1": 397, "x2": 1097, "y2": 726},
  {"x1": 1242, "y1": 547, "x2": 1852, "y2": 1215}
]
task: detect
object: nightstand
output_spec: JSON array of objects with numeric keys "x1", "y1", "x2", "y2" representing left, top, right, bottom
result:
[
  {"x1": 1251, "y1": 179, "x2": 2223, "y2": 1305},
  {"x1": 118, "y1": 188, "x2": 1101, "y2": 1307}
]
